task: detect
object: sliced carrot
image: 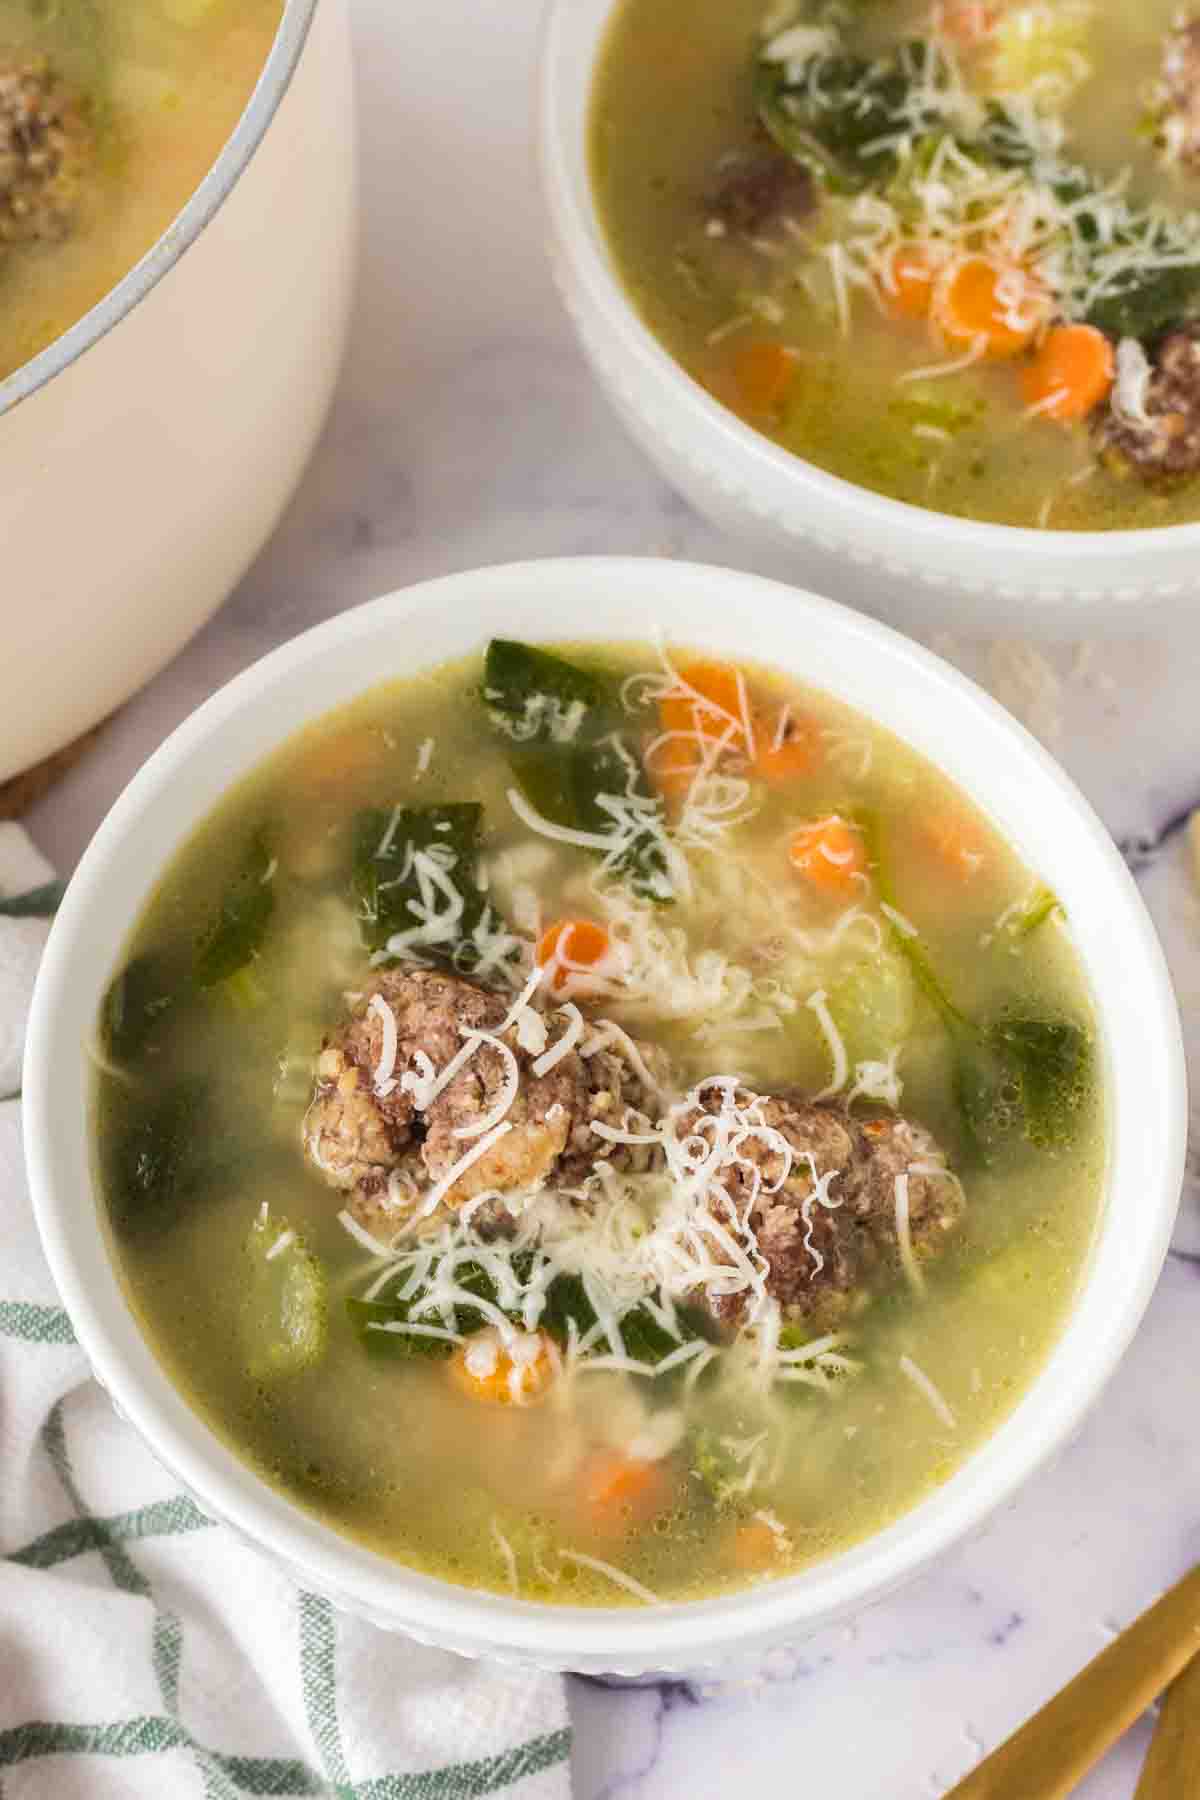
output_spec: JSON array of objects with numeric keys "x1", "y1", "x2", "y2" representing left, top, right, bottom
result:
[
  {"x1": 933, "y1": 0, "x2": 997, "y2": 46},
  {"x1": 752, "y1": 705, "x2": 821, "y2": 783},
  {"x1": 580, "y1": 1451, "x2": 674, "y2": 1538},
  {"x1": 933, "y1": 257, "x2": 1046, "y2": 359},
  {"x1": 300, "y1": 727, "x2": 384, "y2": 792},
  {"x1": 924, "y1": 814, "x2": 988, "y2": 881},
  {"x1": 449, "y1": 1329, "x2": 557, "y2": 1407},
  {"x1": 658, "y1": 659, "x2": 749, "y2": 748},
  {"x1": 879, "y1": 245, "x2": 937, "y2": 320},
  {"x1": 536, "y1": 918, "x2": 613, "y2": 990},
  {"x1": 730, "y1": 342, "x2": 798, "y2": 421},
  {"x1": 729, "y1": 1518, "x2": 787, "y2": 1572},
  {"x1": 643, "y1": 736, "x2": 702, "y2": 813},
  {"x1": 789, "y1": 815, "x2": 868, "y2": 896},
  {"x1": 1021, "y1": 323, "x2": 1115, "y2": 423}
]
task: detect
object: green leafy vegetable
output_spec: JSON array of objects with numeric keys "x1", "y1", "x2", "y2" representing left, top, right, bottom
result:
[
  {"x1": 1084, "y1": 265, "x2": 1200, "y2": 346},
  {"x1": 346, "y1": 1255, "x2": 712, "y2": 1367},
  {"x1": 101, "y1": 951, "x2": 177, "y2": 1061},
  {"x1": 243, "y1": 1211, "x2": 328, "y2": 1379},
  {"x1": 1006, "y1": 885, "x2": 1063, "y2": 940},
  {"x1": 483, "y1": 638, "x2": 675, "y2": 904},
  {"x1": 755, "y1": 39, "x2": 951, "y2": 194},
  {"x1": 107, "y1": 1078, "x2": 208, "y2": 1233},
  {"x1": 862, "y1": 814, "x2": 1090, "y2": 1159},
  {"x1": 194, "y1": 833, "x2": 275, "y2": 989},
  {"x1": 484, "y1": 639, "x2": 609, "y2": 739},
  {"x1": 351, "y1": 802, "x2": 515, "y2": 967}
]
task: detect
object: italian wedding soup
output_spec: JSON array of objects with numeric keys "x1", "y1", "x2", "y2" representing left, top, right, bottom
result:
[
  {"x1": 591, "y1": 0, "x2": 1200, "y2": 529},
  {"x1": 0, "y1": 0, "x2": 280, "y2": 381},
  {"x1": 95, "y1": 641, "x2": 1104, "y2": 1606}
]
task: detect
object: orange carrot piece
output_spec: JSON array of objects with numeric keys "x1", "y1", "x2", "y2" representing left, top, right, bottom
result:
[
  {"x1": 934, "y1": 0, "x2": 997, "y2": 45},
  {"x1": 788, "y1": 815, "x2": 868, "y2": 896},
  {"x1": 580, "y1": 1451, "x2": 674, "y2": 1538},
  {"x1": 536, "y1": 919, "x2": 612, "y2": 990},
  {"x1": 301, "y1": 727, "x2": 384, "y2": 791},
  {"x1": 658, "y1": 659, "x2": 749, "y2": 747},
  {"x1": 1021, "y1": 323, "x2": 1115, "y2": 422},
  {"x1": 449, "y1": 1330, "x2": 556, "y2": 1407},
  {"x1": 752, "y1": 705, "x2": 821, "y2": 783},
  {"x1": 729, "y1": 1518, "x2": 786, "y2": 1572},
  {"x1": 731, "y1": 342, "x2": 798, "y2": 421},
  {"x1": 933, "y1": 257, "x2": 1046, "y2": 359},
  {"x1": 924, "y1": 815, "x2": 987, "y2": 881},
  {"x1": 643, "y1": 738, "x2": 702, "y2": 812},
  {"x1": 880, "y1": 245, "x2": 937, "y2": 320}
]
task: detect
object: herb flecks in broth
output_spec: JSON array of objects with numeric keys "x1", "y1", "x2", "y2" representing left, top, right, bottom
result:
[
  {"x1": 592, "y1": 0, "x2": 1200, "y2": 527},
  {"x1": 95, "y1": 640, "x2": 1104, "y2": 1606}
]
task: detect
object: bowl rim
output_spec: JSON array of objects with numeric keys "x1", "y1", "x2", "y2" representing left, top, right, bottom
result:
[
  {"x1": 0, "y1": 0, "x2": 319, "y2": 421},
  {"x1": 538, "y1": 0, "x2": 1200, "y2": 563},
  {"x1": 23, "y1": 556, "x2": 1187, "y2": 1668}
]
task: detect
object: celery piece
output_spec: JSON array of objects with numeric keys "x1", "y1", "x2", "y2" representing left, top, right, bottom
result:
[{"x1": 243, "y1": 1212, "x2": 327, "y2": 1380}]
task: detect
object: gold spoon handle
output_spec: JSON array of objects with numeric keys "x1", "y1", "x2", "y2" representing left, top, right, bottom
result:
[
  {"x1": 1135, "y1": 1639, "x2": 1200, "y2": 1799},
  {"x1": 944, "y1": 1564, "x2": 1200, "y2": 1800}
]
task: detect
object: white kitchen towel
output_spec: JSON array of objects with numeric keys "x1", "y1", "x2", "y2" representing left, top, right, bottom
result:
[{"x1": 0, "y1": 825, "x2": 571, "y2": 1799}]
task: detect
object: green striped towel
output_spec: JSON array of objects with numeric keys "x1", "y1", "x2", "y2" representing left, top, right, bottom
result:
[{"x1": 0, "y1": 824, "x2": 571, "y2": 1799}]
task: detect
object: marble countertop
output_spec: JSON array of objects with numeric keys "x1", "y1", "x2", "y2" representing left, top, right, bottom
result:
[{"x1": 27, "y1": 0, "x2": 1200, "y2": 1794}]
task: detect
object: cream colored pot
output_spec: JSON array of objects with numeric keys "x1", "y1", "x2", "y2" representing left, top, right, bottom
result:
[{"x1": 0, "y1": 0, "x2": 355, "y2": 782}]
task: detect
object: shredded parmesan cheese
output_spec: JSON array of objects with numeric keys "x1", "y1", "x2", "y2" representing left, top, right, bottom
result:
[{"x1": 899, "y1": 1353, "x2": 956, "y2": 1427}]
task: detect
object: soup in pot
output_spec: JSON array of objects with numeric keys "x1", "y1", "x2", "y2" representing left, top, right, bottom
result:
[{"x1": 0, "y1": 0, "x2": 281, "y2": 382}]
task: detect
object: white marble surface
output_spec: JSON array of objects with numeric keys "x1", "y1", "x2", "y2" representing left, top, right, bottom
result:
[{"x1": 25, "y1": 0, "x2": 1200, "y2": 1794}]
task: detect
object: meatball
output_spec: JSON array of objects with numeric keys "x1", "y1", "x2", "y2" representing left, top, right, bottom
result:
[
  {"x1": 303, "y1": 965, "x2": 667, "y2": 1236},
  {"x1": 0, "y1": 60, "x2": 90, "y2": 247},
  {"x1": 1095, "y1": 327, "x2": 1200, "y2": 483},
  {"x1": 682, "y1": 1087, "x2": 960, "y2": 1326},
  {"x1": 1158, "y1": 18, "x2": 1200, "y2": 166},
  {"x1": 706, "y1": 144, "x2": 815, "y2": 238},
  {"x1": 857, "y1": 1114, "x2": 964, "y2": 1261}
]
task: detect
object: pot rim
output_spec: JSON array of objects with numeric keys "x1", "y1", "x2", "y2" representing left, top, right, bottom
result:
[{"x1": 0, "y1": 0, "x2": 319, "y2": 420}]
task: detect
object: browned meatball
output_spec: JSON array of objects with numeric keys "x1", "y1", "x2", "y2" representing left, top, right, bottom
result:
[
  {"x1": 303, "y1": 965, "x2": 667, "y2": 1236},
  {"x1": 1095, "y1": 327, "x2": 1200, "y2": 483},
  {"x1": 858, "y1": 1114, "x2": 965, "y2": 1261},
  {"x1": 683, "y1": 1087, "x2": 960, "y2": 1326},
  {"x1": 0, "y1": 60, "x2": 90, "y2": 246},
  {"x1": 707, "y1": 145, "x2": 815, "y2": 238},
  {"x1": 1158, "y1": 18, "x2": 1200, "y2": 166}
]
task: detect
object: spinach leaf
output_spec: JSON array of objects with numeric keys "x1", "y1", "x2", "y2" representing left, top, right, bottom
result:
[
  {"x1": 484, "y1": 638, "x2": 675, "y2": 904},
  {"x1": 862, "y1": 814, "x2": 1090, "y2": 1160},
  {"x1": 345, "y1": 1299, "x2": 460, "y2": 1358},
  {"x1": 1084, "y1": 264, "x2": 1200, "y2": 345},
  {"x1": 985, "y1": 1016, "x2": 1089, "y2": 1150},
  {"x1": 756, "y1": 40, "x2": 950, "y2": 194},
  {"x1": 101, "y1": 951, "x2": 177, "y2": 1062},
  {"x1": 107, "y1": 1077, "x2": 208, "y2": 1235},
  {"x1": 352, "y1": 802, "x2": 515, "y2": 968},
  {"x1": 194, "y1": 833, "x2": 275, "y2": 989},
  {"x1": 346, "y1": 1255, "x2": 712, "y2": 1368},
  {"x1": 484, "y1": 639, "x2": 609, "y2": 740}
]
